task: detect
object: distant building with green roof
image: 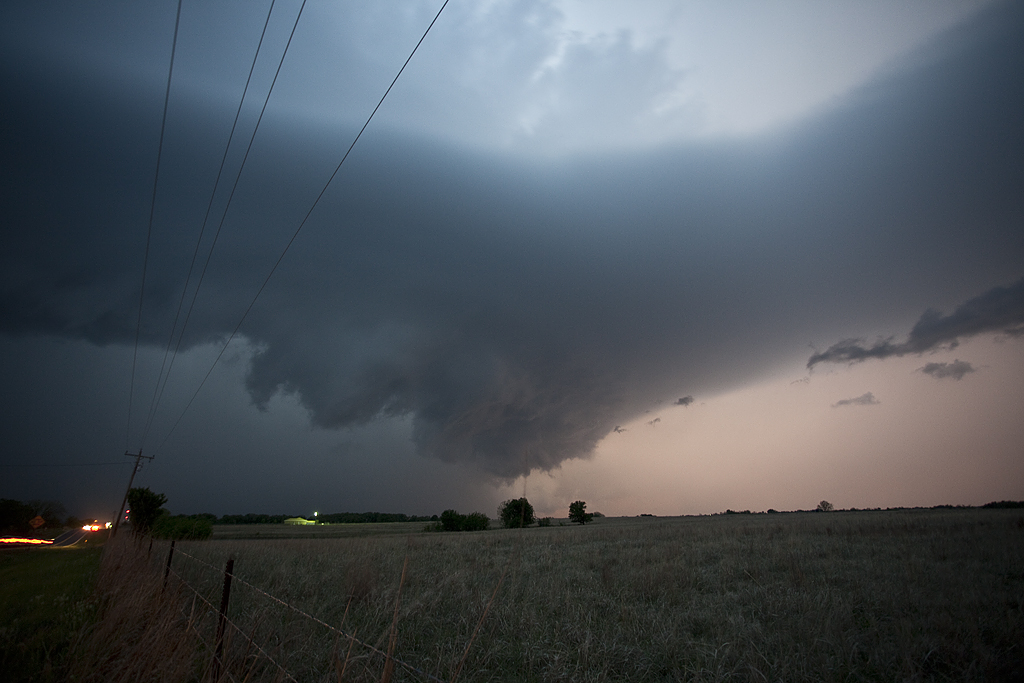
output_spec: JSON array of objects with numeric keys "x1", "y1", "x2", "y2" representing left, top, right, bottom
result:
[{"x1": 283, "y1": 517, "x2": 316, "y2": 525}]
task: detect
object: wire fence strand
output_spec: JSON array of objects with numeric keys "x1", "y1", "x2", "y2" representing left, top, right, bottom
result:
[
  {"x1": 171, "y1": 548, "x2": 447, "y2": 683},
  {"x1": 168, "y1": 564, "x2": 298, "y2": 683}
]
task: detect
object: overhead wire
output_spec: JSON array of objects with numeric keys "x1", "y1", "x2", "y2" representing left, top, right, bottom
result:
[
  {"x1": 139, "y1": 0, "x2": 280, "y2": 447},
  {"x1": 140, "y1": 0, "x2": 306, "y2": 451},
  {"x1": 152, "y1": 0, "x2": 452, "y2": 456},
  {"x1": 126, "y1": 0, "x2": 183, "y2": 451},
  {"x1": 0, "y1": 461, "x2": 130, "y2": 468}
]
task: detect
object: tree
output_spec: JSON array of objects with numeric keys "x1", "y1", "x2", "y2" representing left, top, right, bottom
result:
[
  {"x1": 27, "y1": 500, "x2": 68, "y2": 528},
  {"x1": 126, "y1": 487, "x2": 167, "y2": 534},
  {"x1": 498, "y1": 498, "x2": 535, "y2": 528},
  {"x1": 817, "y1": 500, "x2": 835, "y2": 512},
  {"x1": 568, "y1": 500, "x2": 593, "y2": 525},
  {"x1": 0, "y1": 498, "x2": 35, "y2": 534},
  {"x1": 440, "y1": 509, "x2": 463, "y2": 532}
]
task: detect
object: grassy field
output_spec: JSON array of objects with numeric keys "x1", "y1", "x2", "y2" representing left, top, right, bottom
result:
[
  {"x1": 95, "y1": 508, "x2": 1022, "y2": 682},
  {"x1": 211, "y1": 521, "x2": 430, "y2": 540},
  {"x1": 0, "y1": 543, "x2": 103, "y2": 682}
]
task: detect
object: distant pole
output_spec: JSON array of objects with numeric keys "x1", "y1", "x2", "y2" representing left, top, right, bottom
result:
[{"x1": 111, "y1": 449, "x2": 153, "y2": 537}]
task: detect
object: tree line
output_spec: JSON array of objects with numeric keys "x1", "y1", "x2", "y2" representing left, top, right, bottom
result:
[
  {"x1": 427, "y1": 498, "x2": 597, "y2": 532},
  {"x1": 216, "y1": 511, "x2": 436, "y2": 525},
  {"x1": 0, "y1": 498, "x2": 76, "y2": 534},
  {"x1": 2, "y1": 492, "x2": 602, "y2": 537}
]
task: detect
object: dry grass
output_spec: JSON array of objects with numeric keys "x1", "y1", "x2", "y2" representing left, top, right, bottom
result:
[
  {"x1": 80, "y1": 509, "x2": 1024, "y2": 682},
  {"x1": 64, "y1": 536, "x2": 206, "y2": 683}
]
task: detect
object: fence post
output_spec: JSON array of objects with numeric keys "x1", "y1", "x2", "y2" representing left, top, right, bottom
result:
[
  {"x1": 212, "y1": 557, "x2": 234, "y2": 681},
  {"x1": 163, "y1": 540, "x2": 175, "y2": 590}
]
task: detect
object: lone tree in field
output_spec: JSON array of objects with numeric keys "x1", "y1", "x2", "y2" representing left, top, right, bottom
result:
[
  {"x1": 817, "y1": 500, "x2": 835, "y2": 512},
  {"x1": 126, "y1": 487, "x2": 167, "y2": 534},
  {"x1": 499, "y1": 498, "x2": 535, "y2": 528},
  {"x1": 569, "y1": 500, "x2": 593, "y2": 525}
]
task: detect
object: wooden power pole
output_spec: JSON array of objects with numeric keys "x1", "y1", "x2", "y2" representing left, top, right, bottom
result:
[{"x1": 111, "y1": 449, "x2": 154, "y2": 537}]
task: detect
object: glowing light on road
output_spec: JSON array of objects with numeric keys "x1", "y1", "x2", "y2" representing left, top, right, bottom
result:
[{"x1": 1, "y1": 537, "x2": 54, "y2": 545}]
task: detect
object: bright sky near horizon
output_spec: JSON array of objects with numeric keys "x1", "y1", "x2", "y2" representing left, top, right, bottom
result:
[
  {"x1": 1, "y1": 0, "x2": 1022, "y2": 521},
  {"x1": 515, "y1": 336, "x2": 1024, "y2": 517}
]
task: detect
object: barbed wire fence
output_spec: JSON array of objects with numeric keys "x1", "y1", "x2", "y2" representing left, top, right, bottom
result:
[
  {"x1": 166, "y1": 562, "x2": 295, "y2": 682},
  {"x1": 134, "y1": 536, "x2": 485, "y2": 683}
]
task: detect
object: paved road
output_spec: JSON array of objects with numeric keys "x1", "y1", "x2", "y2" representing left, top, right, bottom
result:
[{"x1": 52, "y1": 529, "x2": 89, "y2": 546}]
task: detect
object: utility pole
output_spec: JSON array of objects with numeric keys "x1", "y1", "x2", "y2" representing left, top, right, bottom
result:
[{"x1": 111, "y1": 449, "x2": 154, "y2": 537}]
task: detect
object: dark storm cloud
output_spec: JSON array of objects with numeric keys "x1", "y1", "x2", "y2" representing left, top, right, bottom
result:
[
  {"x1": 676, "y1": 396, "x2": 694, "y2": 407},
  {"x1": 919, "y1": 360, "x2": 976, "y2": 381},
  {"x1": 2, "y1": 1, "x2": 1023, "y2": 480},
  {"x1": 808, "y1": 277, "x2": 1024, "y2": 368},
  {"x1": 832, "y1": 392, "x2": 880, "y2": 408}
]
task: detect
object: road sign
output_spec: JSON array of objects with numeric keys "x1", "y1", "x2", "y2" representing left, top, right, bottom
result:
[{"x1": 29, "y1": 515, "x2": 45, "y2": 529}]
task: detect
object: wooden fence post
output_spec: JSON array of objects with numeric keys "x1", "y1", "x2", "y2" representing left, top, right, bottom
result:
[
  {"x1": 163, "y1": 540, "x2": 175, "y2": 590},
  {"x1": 212, "y1": 557, "x2": 234, "y2": 681}
]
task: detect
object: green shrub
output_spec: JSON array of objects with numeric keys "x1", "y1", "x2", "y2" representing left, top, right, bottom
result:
[
  {"x1": 438, "y1": 509, "x2": 490, "y2": 532},
  {"x1": 462, "y1": 512, "x2": 490, "y2": 531},
  {"x1": 537, "y1": 517, "x2": 552, "y2": 527}
]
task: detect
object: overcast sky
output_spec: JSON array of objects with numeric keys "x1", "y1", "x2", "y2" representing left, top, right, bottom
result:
[{"x1": 2, "y1": 0, "x2": 1022, "y2": 521}]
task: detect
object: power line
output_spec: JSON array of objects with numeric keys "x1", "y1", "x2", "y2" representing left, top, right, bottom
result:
[
  {"x1": 140, "y1": 0, "x2": 280, "y2": 447},
  {"x1": 141, "y1": 0, "x2": 306, "y2": 450},
  {"x1": 153, "y1": 0, "x2": 451, "y2": 455},
  {"x1": 0, "y1": 462, "x2": 130, "y2": 468},
  {"x1": 126, "y1": 0, "x2": 183, "y2": 451}
]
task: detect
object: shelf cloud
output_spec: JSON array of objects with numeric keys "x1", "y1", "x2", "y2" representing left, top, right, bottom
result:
[{"x1": 1, "y1": 1, "x2": 1022, "y2": 515}]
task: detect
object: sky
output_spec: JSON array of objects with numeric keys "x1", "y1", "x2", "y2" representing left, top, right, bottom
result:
[{"x1": 1, "y1": 0, "x2": 1022, "y2": 521}]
